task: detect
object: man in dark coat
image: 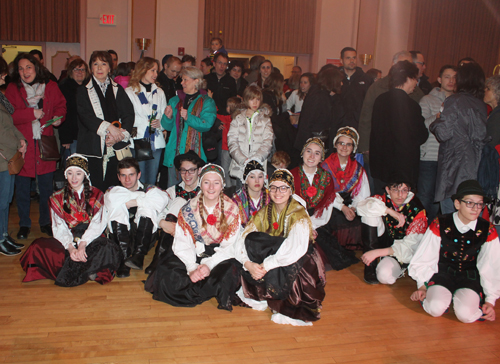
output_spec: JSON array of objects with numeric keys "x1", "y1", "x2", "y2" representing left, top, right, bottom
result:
[
  {"x1": 369, "y1": 61, "x2": 428, "y2": 194},
  {"x1": 339, "y1": 47, "x2": 373, "y2": 129},
  {"x1": 204, "y1": 53, "x2": 237, "y2": 115}
]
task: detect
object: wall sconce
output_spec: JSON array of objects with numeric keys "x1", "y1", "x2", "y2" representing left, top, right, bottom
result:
[
  {"x1": 493, "y1": 64, "x2": 500, "y2": 75},
  {"x1": 359, "y1": 54, "x2": 372, "y2": 66},
  {"x1": 136, "y1": 38, "x2": 151, "y2": 59}
]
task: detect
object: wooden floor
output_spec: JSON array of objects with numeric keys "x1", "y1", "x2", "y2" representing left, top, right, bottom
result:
[{"x1": 2, "y1": 201, "x2": 500, "y2": 364}]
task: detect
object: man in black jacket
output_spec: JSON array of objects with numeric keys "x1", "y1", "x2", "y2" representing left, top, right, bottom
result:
[
  {"x1": 411, "y1": 51, "x2": 432, "y2": 95},
  {"x1": 204, "y1": 53, "x2": 237, "y2": 115},
  {"x1": 157, "y1": 55, "x2": 182, "y2": 102},
  {"x1": 339, "y1": 47, "x2": 373, "y2": 129}
]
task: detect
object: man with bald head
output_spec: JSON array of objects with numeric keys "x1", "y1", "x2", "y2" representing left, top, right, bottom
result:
[
  {"x1": 157, "y1": 55, "x2": 182, "y2": 102},
  {"x1": 357, "y1": 51, "x2": 425, "y2": 164}
]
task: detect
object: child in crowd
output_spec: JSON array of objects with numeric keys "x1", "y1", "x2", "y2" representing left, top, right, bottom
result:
[
  {"x1": 267, "y1": 150, "x2": 291, "y2": 178},
  {"x1": 219, "y1": 97, "x2": 242, "y2": 188},
  {"x1": 227, "y1": 85, "x2": 273, "y2": 189},
  {"x1": 209, "y1": 37, "x2": 227, "y2": 60}
]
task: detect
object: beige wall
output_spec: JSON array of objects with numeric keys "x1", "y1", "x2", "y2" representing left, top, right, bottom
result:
[
  {"x1": 313, "y1": 0, "x2": 360, "y2": 72},
  {"x1": 372, "y1": 0, "x2": 412, "y2": 75},
  {"x1": 155, "y1": 0, "x2": 200, "y2": 66},
  {"x1": 85, "y1": 0, "x2": 132, "y2": 64}
]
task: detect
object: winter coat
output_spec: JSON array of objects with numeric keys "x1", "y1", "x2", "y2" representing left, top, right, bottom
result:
[
  {"x1": 58, "y1": 77, "x2": 81, "y2": 144},
  {"x1": 227, "y1": 106, "x2": 274, "y2": 180},
  {"x1": 370, "y1": 88, "x2": 428, "y2": 187},
  {"x1": 0, "y1": 104, "x2": 26, "y2": 173},
  {"x1": 161, "y1": 93, "x2": 217, "y2": 168},
  {"x1": 76, "y1": 77, "x2": 135, "y2": 158},
  {"x1": 339, "y1": 66, "x2": 373, "y2": 129},
  {"x1": 204, "y1": 73, "x2": 237, "y2": 115},
  {"x1": 487, "y1": 106, "x2": 500, "y2": 148},
  {"x1": 5, "y1": 80, "x2": 66, "y2": 177},
  {"x1": 419, "y1": 87, "x2": 447, "y2": 162},
  {"x1": 358, "y1": 75, "x2": 425, "y2": 154},
  {"x1": 125, "y1": 83, "x2": 167, "y2": 150},
  {"x1": 430, "y1": 92, "x2": 488, "y2": 202}
]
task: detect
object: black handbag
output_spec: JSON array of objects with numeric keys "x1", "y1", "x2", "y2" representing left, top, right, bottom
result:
[
  {"x1": 133, "y1": 138, "x2": 154, "y2": 161},
  {"x1": 39, "y1": 135, "x2": 61, "y2": 161}
]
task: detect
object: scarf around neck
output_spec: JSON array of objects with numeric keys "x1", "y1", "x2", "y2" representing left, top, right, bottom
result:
[{"x1": 0, "y1": 92, "x2": 14, "y2": 114}]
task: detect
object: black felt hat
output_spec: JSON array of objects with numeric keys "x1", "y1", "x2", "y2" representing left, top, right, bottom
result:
[
  {"x1": 451, "y1": 180, "x2": 489, "y2": 202},
  {"x1": 173, "y1": 150, "x2": 205, "y2": 170}
]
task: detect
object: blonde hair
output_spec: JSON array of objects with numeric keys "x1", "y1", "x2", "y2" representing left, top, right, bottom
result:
[{"x1": 128, "y1": 57, "x2": 160, "y2": 93}]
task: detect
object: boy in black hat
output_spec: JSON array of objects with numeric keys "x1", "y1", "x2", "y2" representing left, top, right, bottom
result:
[
  {"x1": 409, "y1": 180, "x2": 500, "y2": 323},
  {"x1": 144, "y1": 151, "x2": 205, "y2": 274}
]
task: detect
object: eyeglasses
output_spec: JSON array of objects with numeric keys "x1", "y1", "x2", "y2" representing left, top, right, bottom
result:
[
  {"x1": 389, "y1": 187, "x2": 410, "y2": 194},
  {"x1": 216, "y1": 61, "x2": 228, "y2": 66},
  {"x1": 460, "y1": 200, "x2": 485, "y2": 210},
  {"x1": 179, "y1": 168, "x2": 198, "y2": 175},
  {"x1": 415, "y1": 61, "x2": 426, "y2": 66},
  {"x1": 73, "y1": 68, "x2": 86, "y2": 73},
  {"x1": 336, "y1": 141, "x2": 353, "y2": 148},
  {"x1": 269, "y1": 185, "x2": 290, "y2": 193}
]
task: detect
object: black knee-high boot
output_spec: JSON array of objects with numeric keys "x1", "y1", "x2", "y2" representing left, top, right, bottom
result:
[
  {"x1": 125, "y1": 217, "x2": 155, "y2": 270},
  {"x1": 145, "y1": 231, "x2": 171, "y2": 274},
  {"x1": 361, "y1": 223, "x2": 379, "y2": 284},
  {"x1": 110, "y1": 221, "x2": 132, "y2": 278}
]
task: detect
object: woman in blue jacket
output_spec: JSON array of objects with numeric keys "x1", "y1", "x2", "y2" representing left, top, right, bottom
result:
[{"x1": 161, "y1": 66, "x2": 216, "y2": 187}]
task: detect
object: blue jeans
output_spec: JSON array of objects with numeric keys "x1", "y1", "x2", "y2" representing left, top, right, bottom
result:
[
  {"x1": 167, "y1": 166, "x2": 182, "y2": 188},
  {"x1": 0, "y1": 171, "x2": 15, "y2": 237},
  {"x1": 61, "y1": 140, "x2": 78, "y2": 169},
  {"x1": 15, "y1": 172, "x2": 54, "y2": 227},
  {"x1": 132, "y1": 148, "x2": 163, "y2": 186},
  {"x1": 417, "y1": 160, "x2": 439, "y2": 222}
]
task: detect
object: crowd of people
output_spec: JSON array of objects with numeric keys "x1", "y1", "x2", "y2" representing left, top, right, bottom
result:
[{"x1": 1, "y1": 40, "x2": 500, "y2": 325}]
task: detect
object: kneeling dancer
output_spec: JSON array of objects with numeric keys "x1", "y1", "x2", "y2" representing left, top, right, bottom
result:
[
  {"x1": 105, "y1": 157, "x2": 169, "y2": 277},
  {"x1": 234, "y1": 169, "x2": 326, "y2": 326},
  {"x1": 20, "y1": 154, "x2": 121, "y2": 286},
  {"x1": 357, "y1": 179, "x2": 427, "y2": 284},
  {"x1": 409, "y1": 180, "x2": 500, "y2": 323},
  {"x1": 146, "y1": 164, "x2": 242, "y2": 311}
]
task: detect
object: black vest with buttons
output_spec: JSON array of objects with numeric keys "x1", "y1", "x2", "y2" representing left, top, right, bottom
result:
[{"x1": 438, "y1": 214, "x2": 489, "y2": 272}]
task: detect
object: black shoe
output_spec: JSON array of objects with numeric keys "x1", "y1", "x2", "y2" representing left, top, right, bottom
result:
[
  {"x1": 0, "y1": 240, "x2": 22, "y2": 256},
  {"x1": 40, "y1": 224, "x2": 53, "y2": 237},
  {"x1": 4, "y1": 234, "x2": 25, "y2": 249},
  {"x1": 17, "y1": 227, "x2": 31, "y2": 240},
  {"x1": 364, "y1": 263, "x2": 379, "y2": 285},
  {"x1": 116, "y1": 263, "x2": 131, "y2": 278}
]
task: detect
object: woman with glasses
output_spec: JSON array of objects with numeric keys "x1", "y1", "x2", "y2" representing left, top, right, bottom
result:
[
  {"x1": 320, "y1": 127, "x2": 370, "y2": 251},
  {"x1": 59, "y1": 59, "x2": 90, "y2": 163},
  {"x1": 409, "y1": 180, "x2": 500, "y2": 323},
  {"x1": 357, "y1": 178, "x2": 427, "y2": 285},
  {"x1": 290, "y1": 137, "x2": 359, "y2": 270},
  {"x1": 234, "y1": 169, "x2": 326, "y2": 326}
]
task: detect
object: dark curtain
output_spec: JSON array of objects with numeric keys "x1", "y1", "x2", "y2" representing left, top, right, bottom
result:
[
  {"x1": 409, "y1": 0, "x2": 500, "y2": 81},
  {"x1": 0, "y1": 0, "x2": 80, "y2": 43},
  {"x1": 204, "y1": 0, "x2": 316, "y2": 54}
]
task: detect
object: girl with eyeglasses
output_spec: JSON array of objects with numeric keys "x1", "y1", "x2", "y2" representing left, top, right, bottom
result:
[
  {"x1": 320, "y1": 127, "x2": 370, "y2": 252},
  {"x1": 234, "y1": 169, "x2": 326, "y2": 326}
]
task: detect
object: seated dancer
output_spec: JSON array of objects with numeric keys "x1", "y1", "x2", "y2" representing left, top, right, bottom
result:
[
  {"x1": 105, "y1": 157, "x2": 169, "y2": 277},
  {"x1": 232, "y1": 160, "x2": 270, "y2": 228},
  {"x1": 320, "y1": 127, "x2": 370, "y2": 251},
  {"x1": 145, "y1": 164, "x2": 242, "y2": 311},
  {"x1": 291, "y1": 137, "x2": 358, "y2": 270},
  {"x1": 234, "y1": 169, "x2": 326, "y2": 326},
  {"x1": 409, "y1": 180, "x2": 500, "y2": 323},
  {"x1": 144, "y1": 151, "x2": 205, "y2": 274},
  {"x1": 20, "y1": 154, "x2": 121, "y2": 286},
  {"x1": 357, "y1": 179, "x2": 427, "y2": 285}
]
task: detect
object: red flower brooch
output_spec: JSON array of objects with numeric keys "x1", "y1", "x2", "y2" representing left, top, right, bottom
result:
[
  {"x1": 252, "y1": 211, "x2": 257, "y2": 216},
  {"x1": 306, "y1": 186, "x2": 317, "y2": 197},
  {"x1": 273, "y1": 222, "x2": 279, "y2": 230},
  {"x1": 207, "y1": 214, "x2": 217, "y2": 226},
  {"x1": 75, "y1": 212, "x2": 87, "y2": 222}
]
